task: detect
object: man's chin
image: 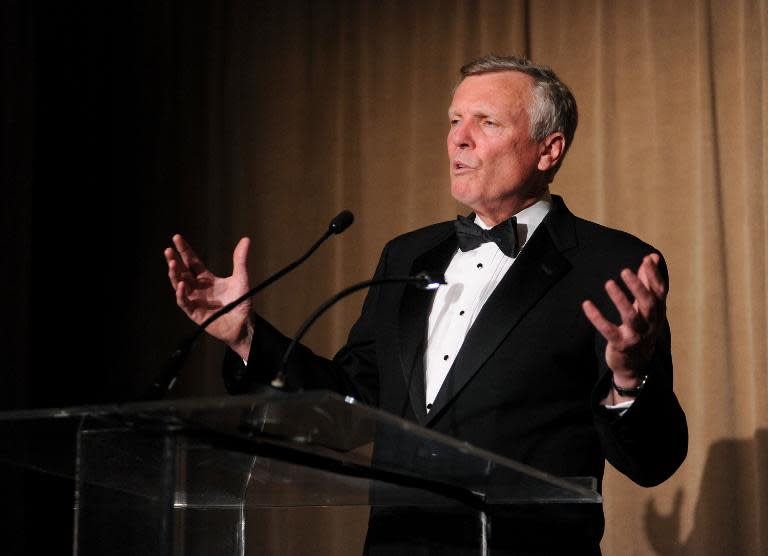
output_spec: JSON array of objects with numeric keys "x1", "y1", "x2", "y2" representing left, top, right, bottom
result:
[{"x1": 450, "y1": 183, "x2": 478, "y2": 208}]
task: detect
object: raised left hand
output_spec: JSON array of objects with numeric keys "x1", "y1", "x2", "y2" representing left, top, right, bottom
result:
[{"x1": 582, "y1": 253, "x2": 667, "y2": 398}]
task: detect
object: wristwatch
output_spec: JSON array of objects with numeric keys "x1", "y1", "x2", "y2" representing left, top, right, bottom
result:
[{"x1": 612, "y1": 374, "x2": 649, "y2": 397}]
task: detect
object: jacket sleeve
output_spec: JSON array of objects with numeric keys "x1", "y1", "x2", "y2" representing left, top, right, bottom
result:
[
  {"x1": 590, "y1": 253, "x2": 688, "y2": 487},
  {"x1": 222, "y1": 243, "x2": 391, "y2": 407}
]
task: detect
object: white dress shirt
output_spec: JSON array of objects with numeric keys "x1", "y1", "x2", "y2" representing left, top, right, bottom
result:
[{"x1": 424, "y1": 197, "x2": 553, "y2": 408}]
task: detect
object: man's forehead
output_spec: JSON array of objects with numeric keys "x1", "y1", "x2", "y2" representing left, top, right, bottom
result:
[{"x1": 448, "y1": 72, "x2": 533, "y2": 114}]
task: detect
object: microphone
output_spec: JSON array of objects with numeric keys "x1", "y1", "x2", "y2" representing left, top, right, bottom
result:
[
  {"x1": 270, "y1": 271, "x2": 446, "y2": 389},
  {"x1": 328, "y1": 210, "x2": 354, "y2": 234},
  {"x1": 145, "y1": 210, "x2": 355, "y2": 400}
]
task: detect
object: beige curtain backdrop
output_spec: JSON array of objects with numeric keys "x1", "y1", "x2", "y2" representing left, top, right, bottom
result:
[{"x1": 179, "y1": 0, "x2": 768, "y2": 553}]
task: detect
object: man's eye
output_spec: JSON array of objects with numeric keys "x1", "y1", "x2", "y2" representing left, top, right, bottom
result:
[
  {"x1": 450, "y1": 119, "x2": 460, "y2": 126},
  {"x1": 483, "y1": 120, "x2": 498, "y2": 127}
]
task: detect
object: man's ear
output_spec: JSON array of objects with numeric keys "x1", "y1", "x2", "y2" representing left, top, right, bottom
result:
[{"x1": 537, "y1": 132, "x2": 566, "y2": 172}]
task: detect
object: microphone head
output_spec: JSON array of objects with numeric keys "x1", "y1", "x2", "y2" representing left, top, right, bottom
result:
[
  {"x1": 328, "y1": 210, "x2": 354, "y2": 234},
  {"x1": 414, "y1": 271, "x2": 447, "y2": 290}
]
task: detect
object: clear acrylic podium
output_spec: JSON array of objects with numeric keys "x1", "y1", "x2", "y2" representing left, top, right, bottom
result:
[{"x1": 0, "y1": 389, "x2": 601, "y2": 555}]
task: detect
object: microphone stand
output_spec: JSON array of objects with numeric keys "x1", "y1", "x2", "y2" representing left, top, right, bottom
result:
[{"x1": 271, "y1": 272, "x2": 446, "y2": 389}]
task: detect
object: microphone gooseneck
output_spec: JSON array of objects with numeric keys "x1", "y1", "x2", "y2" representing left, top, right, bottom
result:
[
  {"x1": 145, "y1": 210, "x2": 355, "y2": 400},
  {"x1": 271, "y1": 272, "x2": 446, "y2": 389}
]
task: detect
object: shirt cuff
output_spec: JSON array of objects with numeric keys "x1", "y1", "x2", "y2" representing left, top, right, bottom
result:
[{"x1": 604, "y1": 399, "x2": 633, "y2": 416}]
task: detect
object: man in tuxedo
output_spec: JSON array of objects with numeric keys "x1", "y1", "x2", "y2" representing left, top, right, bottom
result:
[{"x1": 165, "y1": 55, "x2": 687, "y2": 554}]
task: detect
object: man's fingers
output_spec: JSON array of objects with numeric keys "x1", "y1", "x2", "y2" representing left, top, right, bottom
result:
[
  {"x1": 582, "y1": 300, "x2": 622, "y2": 344},
  {"x1": 232, "y1": 237, "x2": 251, "y2": 277},
  {"x1": 163, "y1": 246, "x2": 176, "y2": 266},
  {"x1": 173, "y1": 234, "x2": 207, "y2": 276},
  {"x1": 605, "y1": 279, "x2": 638, "y2": 327},
  {"x1": 175, "y1": 281, "x2": 192, "y2": 315},
  {"x1": 166, "y1": 250, "x2": 197, "y2": 290},
  {"x1": 621, "y1": 268, "x2": 658, "y2": 324},
  {"x1": 167, "y1": 257, "x2": 181, "y2": 289},
  {"x1": 165, "y1": 248, "x2": 181, "y2": 288},
  {"x1": 638, "y1": 254, "x2": 667, "y2": 300},
  {"x1": 586, "y1": 256, "x2": 668, "y2": 373},
  {"x1": 165, "y1": 244, "x2": 187, "y2": 271}
]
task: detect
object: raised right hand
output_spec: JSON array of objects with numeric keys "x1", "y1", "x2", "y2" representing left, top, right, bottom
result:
[{"x1": 165, "y1": 234, "x2": 253, "y2": 359}]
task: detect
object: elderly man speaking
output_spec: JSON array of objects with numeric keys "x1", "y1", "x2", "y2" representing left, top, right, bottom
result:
[{"x1": 166, "y1": 55, "x2": 687, "y2": 554}]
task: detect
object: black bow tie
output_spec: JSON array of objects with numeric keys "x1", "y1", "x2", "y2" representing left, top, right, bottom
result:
[{"x1": 454, "y1": 215, "x2": 520, "y2": 258}]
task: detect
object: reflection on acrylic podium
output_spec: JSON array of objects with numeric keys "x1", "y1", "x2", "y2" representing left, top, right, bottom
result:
[{"x1": 0, "y1": 389, "x2": 600, "y2": 555}]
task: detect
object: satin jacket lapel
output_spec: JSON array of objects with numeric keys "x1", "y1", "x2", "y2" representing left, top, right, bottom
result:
[
  {"x1": 425, "y1": 202, "x2": 575, "y2": 425},
  {"x1": 398, "y1": 231, "x2": 458, "y2": 425}
]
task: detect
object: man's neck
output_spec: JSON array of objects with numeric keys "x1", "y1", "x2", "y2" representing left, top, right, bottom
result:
[{"x1": 474, "y1": 188, "x2": 551, "y2": 226}]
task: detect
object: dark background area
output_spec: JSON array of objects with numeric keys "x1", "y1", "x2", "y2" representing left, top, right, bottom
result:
[
  {"x1": 2, "y1": 1, "x2": 233, "y2": 410},
  {"x1": 2, "y1": 2, "x2": 233, "y2": 552}
]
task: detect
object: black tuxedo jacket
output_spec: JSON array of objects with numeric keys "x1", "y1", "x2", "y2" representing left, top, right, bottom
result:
[{"x1": 225, "y1": 195, "x2": 687, "y2": 552}]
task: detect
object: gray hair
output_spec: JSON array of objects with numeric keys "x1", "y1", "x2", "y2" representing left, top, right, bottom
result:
[{"x1": 458, "y1": 55, "x2": 578, "y2": 176}]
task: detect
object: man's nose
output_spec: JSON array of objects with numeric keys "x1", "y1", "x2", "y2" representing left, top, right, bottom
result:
[{"x1": 450, "y1": 123, "x2": 475, "y2": 149}]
